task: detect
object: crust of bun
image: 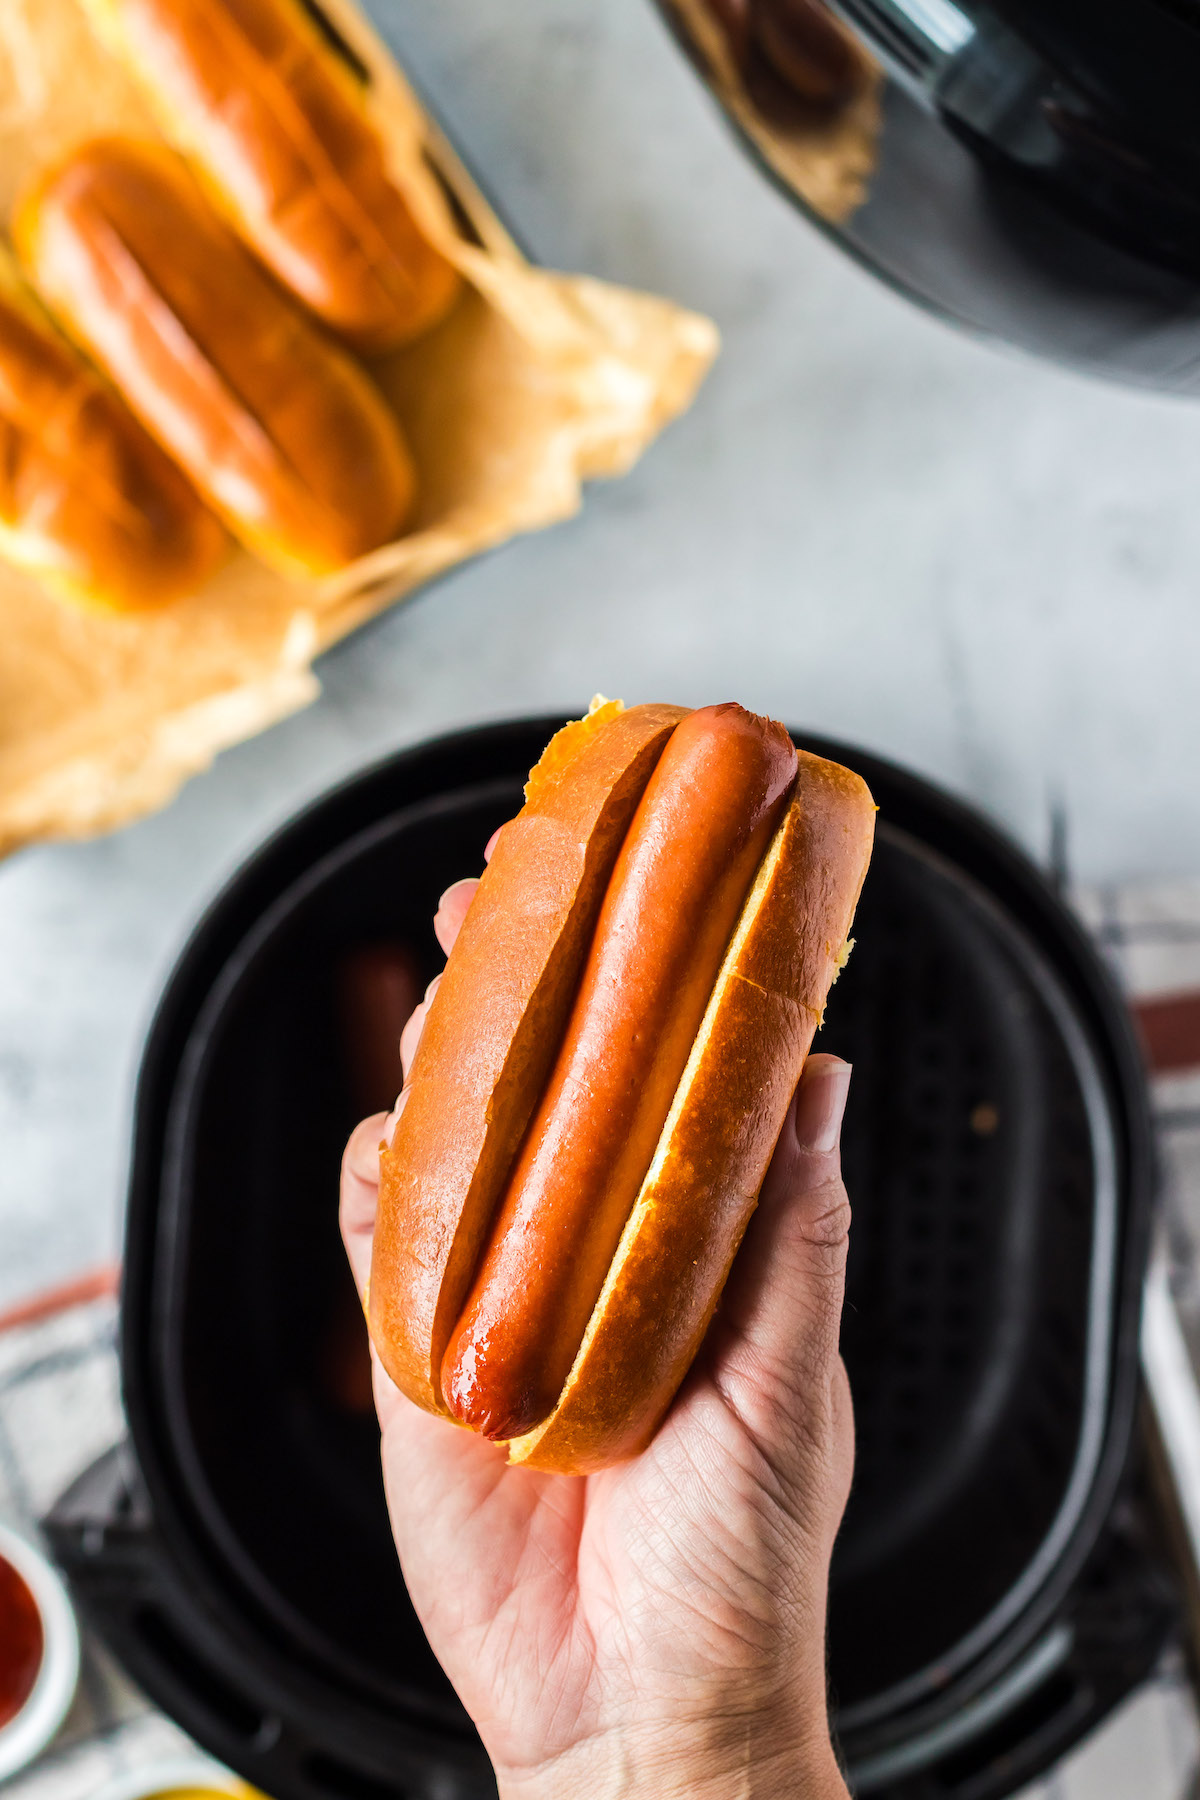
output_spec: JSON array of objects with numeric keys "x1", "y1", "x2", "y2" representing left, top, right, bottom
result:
[
  {"x1": 14, "y1": 137, "x2": 416, "y2": 578},
  {"x1": 80, "y1": 0, "x2": 461, "y2": 351},
  {"x1": 507, "y1": 749, "x2": 876, "y2": 1474},
  {"x1": 369, "y1": 701, "x2": 690, "y2": 1414},
  {"x1": 0, "y1": 246, "x2": 225, "y2": 611}
]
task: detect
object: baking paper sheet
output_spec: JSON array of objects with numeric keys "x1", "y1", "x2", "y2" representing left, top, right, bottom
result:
[{"x1": 0, "y1": 0, "x2": 718, "y2": 856}]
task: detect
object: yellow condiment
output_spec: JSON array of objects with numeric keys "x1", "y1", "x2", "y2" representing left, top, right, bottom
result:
[{"x1": 150, "y1": 1785, "x2": 269, "y2": 1800}]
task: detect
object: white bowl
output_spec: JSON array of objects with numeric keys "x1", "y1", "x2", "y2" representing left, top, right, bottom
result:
[
  {"x1": 0, "y1": 1520, "x2": 81, "y2": 1781},
  {"x1": 90, "y1": 1756, "x2": 247, "y2": 1800}
]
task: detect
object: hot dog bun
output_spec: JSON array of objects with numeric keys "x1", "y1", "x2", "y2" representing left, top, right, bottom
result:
[
  {"x1": 369, "y1": 701, "x2": 875, "y2": 1474},
  {"x1": 0, "y1": 247, "x2": 225, "y2": 612},
  {"x1": 79, "y1": 0, "x2": 461, "y2": 351},
  {"x1": 14, "y1": 138, "x2": 416, "y2": 578},
  {"x1": 442, "y1": 704, "x2": 799, "y2": 1440}
]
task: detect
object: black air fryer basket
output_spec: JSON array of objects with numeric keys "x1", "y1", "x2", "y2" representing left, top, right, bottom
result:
[{"x1": 46, "y1": 719, "x2": 1170, "y2": 1800}]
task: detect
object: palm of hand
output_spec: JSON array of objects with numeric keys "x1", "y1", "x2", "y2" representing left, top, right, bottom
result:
[
  {"x1": 341, "y1": 877, "x2": 854, "y2": 1797},
  {"x1": 372, "y1": 1307, "x2": 847, "y2": 1776}
]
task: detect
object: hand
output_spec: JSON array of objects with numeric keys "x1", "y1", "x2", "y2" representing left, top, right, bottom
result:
[{"x1": 341, "y1": 871, "x2": 855, "y2": 1800}]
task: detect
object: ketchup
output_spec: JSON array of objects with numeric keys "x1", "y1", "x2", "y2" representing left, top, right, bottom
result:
[{"x1": 0, "y1": 1551, "x2": 43, "y2": 1727}]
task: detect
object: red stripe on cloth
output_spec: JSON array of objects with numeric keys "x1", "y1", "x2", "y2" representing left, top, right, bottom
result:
[
  {"x1": 1134, "y1": 991, "x2": 1200, "y2": 1074},
  {"x1": 0, "y1": 1265, "x2": 121, "y2": 1335}
]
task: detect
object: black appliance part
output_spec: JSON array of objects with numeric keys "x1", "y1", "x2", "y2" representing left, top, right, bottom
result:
[
  {"x1": 45, "y1": 720, "x2": 1159, "y2": 1799},
  {"x1": 654, "y1": 0, "x2": 1200, "y2": 393}
]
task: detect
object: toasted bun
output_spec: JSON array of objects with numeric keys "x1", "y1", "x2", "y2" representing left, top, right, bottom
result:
[
  {"x1": 369, "y1": 711, "x2": 875, "y2": 1470},
  {"x1": 14, "y1": 137, "x2": 416, "y2": 578},
  {"x1": 79, "y1": 0, "x2": 461, "y2": 351},
  {"x1": 0, "y1": 247, "x2": 225, "y2": 611},
  {"x1": 369, "y1": 700, "x2": 690, "y2": 1413},
  {"x1": 509, "y1": 749, "x2": 875, "y2": 1472}
]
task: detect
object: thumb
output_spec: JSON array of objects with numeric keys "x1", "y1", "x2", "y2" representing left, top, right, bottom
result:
[{"x1": 710, "y1": 1055, "x2": 854, "y2": 1501}]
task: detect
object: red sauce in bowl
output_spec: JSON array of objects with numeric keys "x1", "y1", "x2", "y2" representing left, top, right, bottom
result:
[{"x1": 0, "y1": 1552, "x2": 43, "y2": 1728}]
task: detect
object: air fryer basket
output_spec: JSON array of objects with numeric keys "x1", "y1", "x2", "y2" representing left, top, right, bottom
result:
[{"x1": 46, "y1": 719, "x2": 1159, "y2": 1800}]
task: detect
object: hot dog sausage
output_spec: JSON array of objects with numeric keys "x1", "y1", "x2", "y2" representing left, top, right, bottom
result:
[{"x1": 441, "y1": 703, "x2": 798, "y2": 1439}]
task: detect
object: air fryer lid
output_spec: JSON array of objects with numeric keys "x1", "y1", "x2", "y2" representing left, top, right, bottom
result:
[{"x1": 118, "y1": 719, "x2": 1151, "y2": 1769}]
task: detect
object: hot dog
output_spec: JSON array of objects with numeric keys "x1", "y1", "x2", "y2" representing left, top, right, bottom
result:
[
  {"x1": 369, "y1": 698, "x2": 875, "y2": 1474},
  {"x1": 442, "y1": 705, "x2": 797, "y2": 1439}
]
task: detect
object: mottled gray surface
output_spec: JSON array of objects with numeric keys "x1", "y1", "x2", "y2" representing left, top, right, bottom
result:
[{"x1": 3, "y1": 0, "x2": 1200, "y2": 1306}]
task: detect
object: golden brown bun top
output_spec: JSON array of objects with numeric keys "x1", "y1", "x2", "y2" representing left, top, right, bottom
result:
[
  {"x1": 86, "y1": 0, "x2": 461, "y2": 350},
  {"x1": 14, "y1": 137, "x2": 416, "y2": 577},
  {"x1": 370, "y1": 700, "x2": 690, "y2": 1413},
  {"x1": 0, "y1": 250, "x2": 225, "y2": 611}
]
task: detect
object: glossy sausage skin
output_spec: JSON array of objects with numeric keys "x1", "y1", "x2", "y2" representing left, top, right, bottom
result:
[{"x1": 441, "y1": 703, "x2": 798, "y2": 1439}]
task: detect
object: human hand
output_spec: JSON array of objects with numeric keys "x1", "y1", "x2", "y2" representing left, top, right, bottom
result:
[{"x1": 341, "y1": 870, "x2": 855, "y2": 1800}]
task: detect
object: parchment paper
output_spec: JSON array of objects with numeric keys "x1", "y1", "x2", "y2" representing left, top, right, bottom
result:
[{"x1": 0, "y1": 0, "x2": 719, "y2": 856}]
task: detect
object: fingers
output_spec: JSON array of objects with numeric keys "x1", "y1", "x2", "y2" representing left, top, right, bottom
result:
[
  {"x1": 340, "y1": 1104, "x2": 417, "y2": 1437},
  {"x1": 400, "y1": 974, "x2": 441, "y2": 1079},
  {"x1": 434, "y1": 879, "x2": 480, "y2": 956},
  {"x1": 483, "y1": 827, "x2": 503, "y2": 863},
  {"x1": 713, "y1": 1055, "x2": 853, "y2": 1438},
  {"x1": 398, "y1": 1003, "x2": 425, "y2": 1080},
  {"x1": 344, "y1": 856, "x2": 493, "y2": 1370},
  {"x1": 412, "y1": 877, "x2": 482, "y2": 1072},
  {"x1": 404, "y1": 870, "x2": 485, "y2": 1077},
  {"x1": 340, "y1": 1110, "x2": 393, "y2": 1300}
]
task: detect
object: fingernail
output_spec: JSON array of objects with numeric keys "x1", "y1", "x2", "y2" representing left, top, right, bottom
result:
[
  {"x1": 348, "y1": 1112, "x2": 389, "y2": 1179},
  {"x1": 794, "y1": 1061, "x2": 852, "y2": 1155},
  {"x1": 380, "y1": 1087, "x2": 409, "y2": 1147},
  {"x1": 438, "y1": 878, "x2": 478, "y2": 913}
]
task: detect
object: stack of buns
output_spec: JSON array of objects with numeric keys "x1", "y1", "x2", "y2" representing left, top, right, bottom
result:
[{"x1": 1, "y1": 0, "x2": 461, "y2": 613}]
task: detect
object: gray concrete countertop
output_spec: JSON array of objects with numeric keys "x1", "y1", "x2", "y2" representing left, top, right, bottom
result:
[{"x1": 3, "y1": 0, "x2": 1200, "y2": 1307}]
